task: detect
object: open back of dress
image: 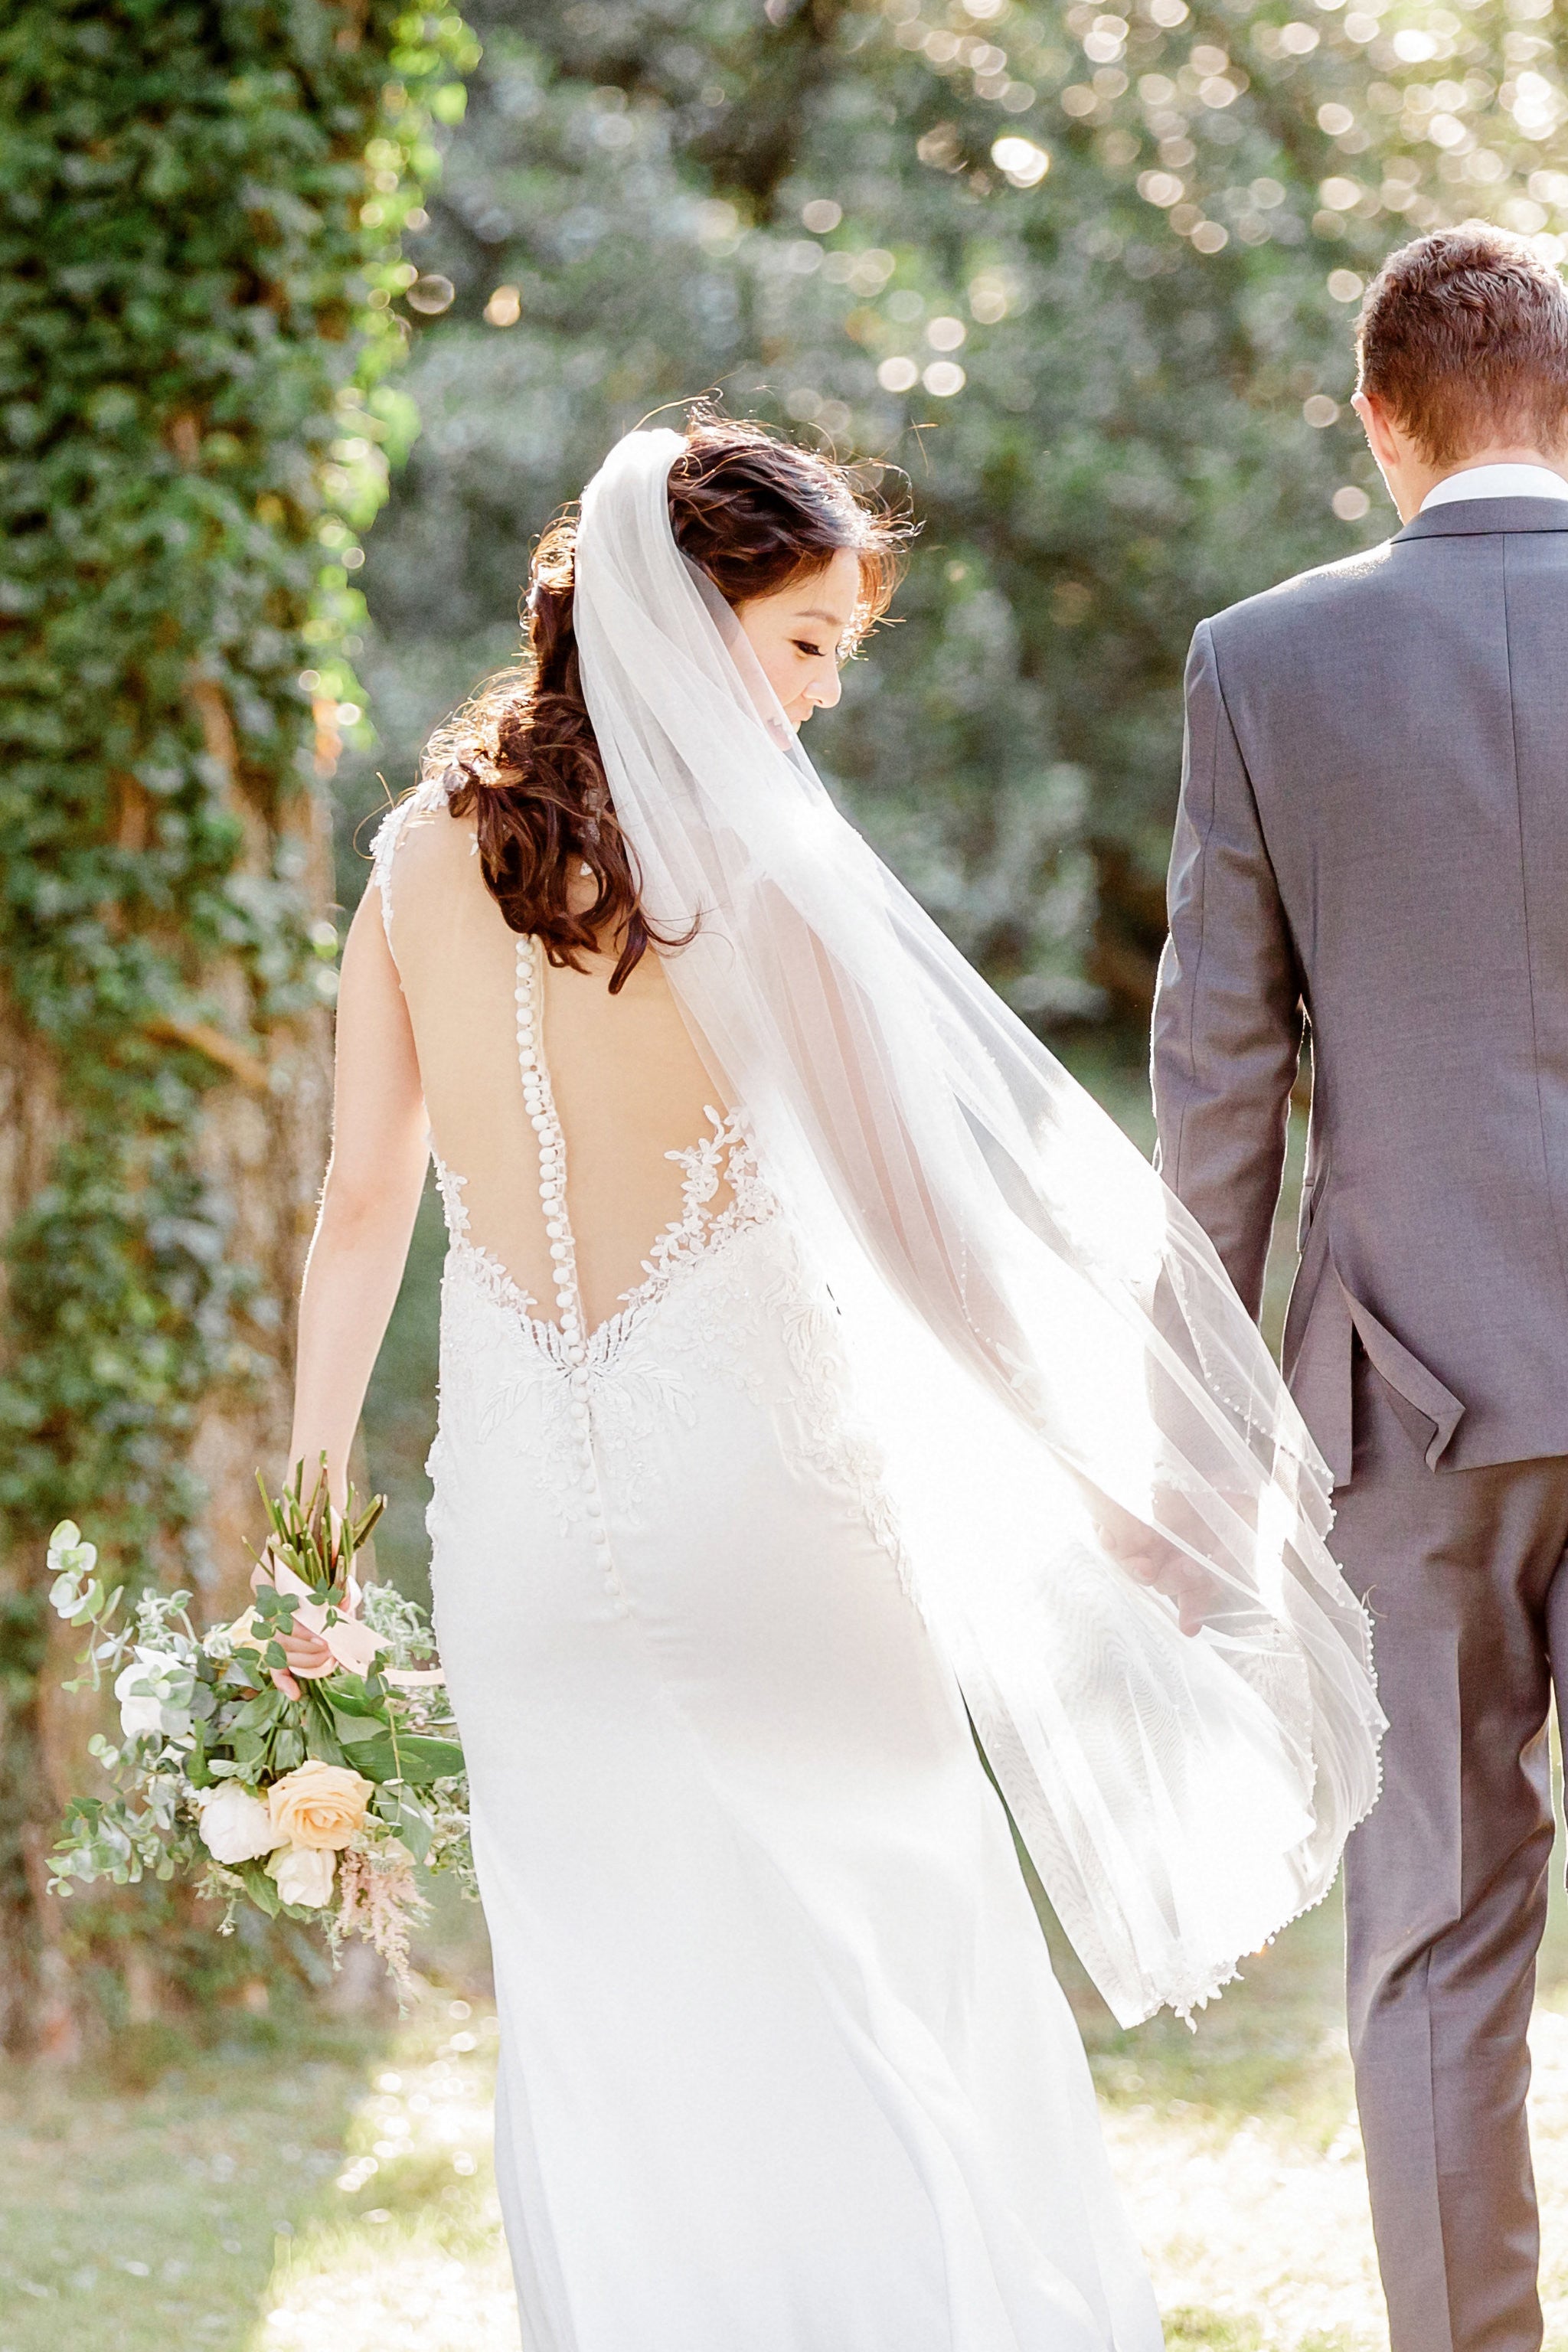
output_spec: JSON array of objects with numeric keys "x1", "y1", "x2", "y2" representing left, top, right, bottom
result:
[{"x1": 373, "y1": 779, "x2": 747, "y2": 1343}]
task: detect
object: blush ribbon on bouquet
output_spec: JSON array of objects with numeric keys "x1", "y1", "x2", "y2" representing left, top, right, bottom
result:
[{"x1": 243, "y1": 1556, "x2": 445, "y2": 1687}]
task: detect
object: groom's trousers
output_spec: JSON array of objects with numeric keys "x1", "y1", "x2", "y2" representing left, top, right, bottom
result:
[{"x1": 1332, "y1": 1355, "x2": 1568, "y2": 2352}]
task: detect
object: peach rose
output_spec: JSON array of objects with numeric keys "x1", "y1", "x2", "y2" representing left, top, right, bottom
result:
[{"x1": 266, "y1": 1759, "x2": 373, "y2": 1851}]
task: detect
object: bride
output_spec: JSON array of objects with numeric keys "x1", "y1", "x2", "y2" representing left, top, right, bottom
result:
[{"x1": 281, "y1": 411, "x2": 1382, "y2": 2349}]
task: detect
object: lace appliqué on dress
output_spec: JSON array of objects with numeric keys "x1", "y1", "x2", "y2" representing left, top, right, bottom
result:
[
  {"x1": 596, "y1": 1109, "x2": 777, "y2": 1359},
  {"x1": 445, "y1": 1112, "x2": 779, "y2": 1424},
  {"x1": 582, "y1": 1141, "x2": 779, "y2": 1515},
  {"x1": 429, "y1": 939, "x2": 782, "y2": 1563},
  {"x1": 769, "y1": 1265, "x2": 916, "y2": 1596},
  {"x1": 432, "y1": 1152, "x2": 541, "y2": 1324}
]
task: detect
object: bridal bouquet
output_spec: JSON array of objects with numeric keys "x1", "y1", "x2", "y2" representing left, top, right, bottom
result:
[{"x1": 45, "y1": 1465, "x2": 473, "y2": 1997}]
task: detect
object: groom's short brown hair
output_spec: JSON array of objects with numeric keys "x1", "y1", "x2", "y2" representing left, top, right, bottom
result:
[{"x1": 1357, "y1": 225, "x2": 1568, "y2": 465}]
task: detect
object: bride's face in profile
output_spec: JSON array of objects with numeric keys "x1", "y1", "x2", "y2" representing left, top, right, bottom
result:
[{"x1": 734, "y1": 546, "x2": 862, "y2": 730}]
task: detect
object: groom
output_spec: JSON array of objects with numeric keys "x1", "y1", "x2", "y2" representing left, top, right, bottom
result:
[{"x1": 1152, "y1": 226, "x2": 1568, "y2": 2352}]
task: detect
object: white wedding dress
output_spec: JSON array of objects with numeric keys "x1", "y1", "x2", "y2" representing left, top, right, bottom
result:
[{"x1": 374, "y1": 778, "x2": 1165, "y2": 2350}]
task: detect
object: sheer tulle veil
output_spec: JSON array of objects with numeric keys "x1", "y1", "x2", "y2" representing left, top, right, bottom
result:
[{"x1": 571, "y1": 425, "x2": 1383, "y2": 2025}]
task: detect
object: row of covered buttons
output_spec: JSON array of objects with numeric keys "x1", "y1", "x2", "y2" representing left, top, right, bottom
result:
[{"x1": 514, "y1": 939, "x2": 628, "y2": 1616}]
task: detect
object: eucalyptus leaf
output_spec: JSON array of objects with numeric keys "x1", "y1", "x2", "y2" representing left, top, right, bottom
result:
[
  {"x1": 329, "y1": 1708, "x2": 386, "y2": 1748},
  {"x1": 349, "y1": 1732, "x2": 466, "y2": 1787},
  {"x1": 232, "y1": 1690, "x2": 284, "y2": 1733},
  {"x1": 239, "y1": 1862, "x2": 280, "y2": 1919},
  {"x1": 374, "y1": 1788, "x2": 435, "y2": 1864}
]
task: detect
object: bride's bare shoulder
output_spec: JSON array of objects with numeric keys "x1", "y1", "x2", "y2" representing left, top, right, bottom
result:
[{"x1": 371, "y1": 776, "x2": 487, "y2": 911}]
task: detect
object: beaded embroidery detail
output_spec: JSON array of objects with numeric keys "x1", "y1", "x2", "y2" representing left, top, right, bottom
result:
[{"x1": 433, "y1": 936, "x2": 779, "y2": 1609}]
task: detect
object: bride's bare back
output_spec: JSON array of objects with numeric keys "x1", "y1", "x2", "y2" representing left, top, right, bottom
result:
[{"x1": 377, "y1": 787, "x2": 733, "y2": 1334}]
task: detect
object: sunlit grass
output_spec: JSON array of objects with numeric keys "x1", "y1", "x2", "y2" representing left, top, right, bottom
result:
[
  {"x1": 10, "y1": 1870, "x2": 1568, "y2": 2351},
  {"x1": 250, "y1": 1999, "x2": 519, "y2": 2352},
  {"x1": 0, "y1": 2013, "x2": 384, "y2": 2352}
]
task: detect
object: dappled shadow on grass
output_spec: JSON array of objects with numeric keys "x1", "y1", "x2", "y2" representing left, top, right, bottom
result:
[
  {"x1": 1162, "y1": 2313, "x2": 1266, "y2": 2350},
  {"x1": 0, "y1": 1880, "x2": 498, "y2": 2351},
  {"x1": 251, "y1": 1995, "x2": 519, "y2": 2352},
  {"x1": 1162, "y1": 2315, "x2": 1365, "y2": 2350},
  {"x1": 0, "y1": 2015, "x2": 391, "y2": 2352},
  {"x1": 0, "y1": 1987, "x2": 518, "y2": 2352}
]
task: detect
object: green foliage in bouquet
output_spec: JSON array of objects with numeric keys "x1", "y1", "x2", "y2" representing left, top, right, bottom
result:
[{"x1": 46, "y1": 1468, "x2": 473, "y2": 2000}]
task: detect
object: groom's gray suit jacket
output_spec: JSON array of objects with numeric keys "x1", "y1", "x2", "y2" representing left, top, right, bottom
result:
[{"x1": 1152, "y1": 497, "x2": 1568, "y2": 1484}]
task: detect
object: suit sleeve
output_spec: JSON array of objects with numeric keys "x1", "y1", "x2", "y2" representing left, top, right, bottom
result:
[{"x1": 1151, "y1": 619, "x2": 1302, "y2": 1321}]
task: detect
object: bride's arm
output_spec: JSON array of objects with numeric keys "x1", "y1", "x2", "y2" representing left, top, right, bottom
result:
[{"x1": 287, "y1": 887, "x2": 429, "y2": 1509}]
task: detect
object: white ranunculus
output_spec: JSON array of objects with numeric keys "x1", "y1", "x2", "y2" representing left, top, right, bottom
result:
[
  {"x1": 267, "y1": 1842, "x2": 337, "y2": 1909},
  {"x1": 197, "y1": 1782, "x2": 285, "y2": 1865}
]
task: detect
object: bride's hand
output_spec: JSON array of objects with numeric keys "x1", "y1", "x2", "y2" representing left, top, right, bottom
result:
[
  {"x1": 269, "y1": 1622, "x2": 333, "y2": 1700},
  {"x1": 277, "y1": 1625, "x2": 334, "y2": 1674},
  {"x1": 253, "y1": 1513, "x2": 341, "y2": 1696}
]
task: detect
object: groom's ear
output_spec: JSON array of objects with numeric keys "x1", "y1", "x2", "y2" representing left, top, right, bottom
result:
[
  {"x1": 1352, "y1": 390, "x2": 1400, "y2": 469},
  {"x1": 1351, "y1": 390, "x2": 1418, "y2": 520}
]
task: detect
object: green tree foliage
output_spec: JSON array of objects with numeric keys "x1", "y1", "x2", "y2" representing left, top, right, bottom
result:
[
  {"x1": 0, "y1": 0, "x2": 474, "y2": 2042},
  {"x1": 340, "y1": 0, "x2": 1566, "y2": 1021}
]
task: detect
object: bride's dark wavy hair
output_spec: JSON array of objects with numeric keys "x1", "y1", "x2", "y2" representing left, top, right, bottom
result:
[{"x1": 425, "y1": 407, "x2": 910, "y2": 992}]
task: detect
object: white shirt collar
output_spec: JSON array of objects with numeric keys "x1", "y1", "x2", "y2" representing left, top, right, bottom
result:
[{"x1": 1420, "y1": 462, "x2": 1568, "y2": 512}]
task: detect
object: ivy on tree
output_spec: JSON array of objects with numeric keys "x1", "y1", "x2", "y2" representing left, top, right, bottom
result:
[{"x1": 0, "y1": 0, "x2": 475, "y2": 2032}]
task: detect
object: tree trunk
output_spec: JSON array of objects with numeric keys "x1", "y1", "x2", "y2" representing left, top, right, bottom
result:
[
  {"x1": 0, "y1": 988, "x2": 68, "y2": 2054},
  {"x1": 0, "y1": 792, "x2": 334, "y2": 2054},
  {"x1": 185, "y1": 781, "x2": 335, "y2": 1619}
]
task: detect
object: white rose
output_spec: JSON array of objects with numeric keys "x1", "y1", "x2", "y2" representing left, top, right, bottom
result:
[
  {"x1": 267, "y1": 1842, "x2": 337, "y2": 1909},
  {"x1": 197, "y1": 1782, "x2": 285, "y2": 1866}
]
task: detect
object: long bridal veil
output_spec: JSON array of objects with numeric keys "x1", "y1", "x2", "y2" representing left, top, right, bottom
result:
[{"x1": 570, "y1": 426, "x2": 1383, "y2": 2026}]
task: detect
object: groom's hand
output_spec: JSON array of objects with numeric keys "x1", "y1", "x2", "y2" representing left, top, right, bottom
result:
[
  {"x1": 1111, "y1": 1529, "x2": 1218, "y2": 1638},
  {"x1": 1082, "y1": 1483, "x2": 1226, "y2": 1637}
]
